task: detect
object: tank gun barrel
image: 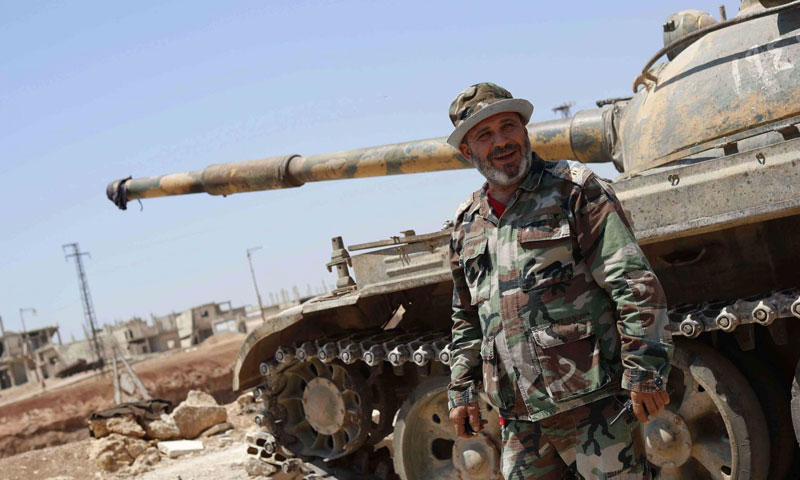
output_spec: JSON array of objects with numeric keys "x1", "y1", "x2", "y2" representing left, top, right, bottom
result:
[{"x1": 106, "y1": 107, "x2": 614, "y2": 209}]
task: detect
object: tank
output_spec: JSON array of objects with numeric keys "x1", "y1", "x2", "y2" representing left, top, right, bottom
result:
[{"x1": 107, "y1": 1, "x2": 800, "y2": 479}]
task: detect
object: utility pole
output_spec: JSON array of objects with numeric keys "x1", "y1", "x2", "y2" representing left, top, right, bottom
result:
[
  {"x1": 552, "y1": 101, "x2": 575, "y2": 119},
  {"x1": 63, "y1": 243, "x2": 104, "y2": 366},
  {"x1": 246, "y1": 246, "x2": 267, "y2": 322}
]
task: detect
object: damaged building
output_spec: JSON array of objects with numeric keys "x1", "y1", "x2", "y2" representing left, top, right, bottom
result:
[
  {"x1": 0, "y1": 320, "x2": 63, "y2": 389},
  {"x1": 0, "y1": 300, "x2": 247, "y2": 389},
  {"x1": 105, "y1": 301, "x2": 246, "y2": 355},
  {"x1": 105, "y1": 314, "x2": 180, "y2": 356},
  {"x1": 177, "y1": 301, "x2": 246, "y2": 347}
]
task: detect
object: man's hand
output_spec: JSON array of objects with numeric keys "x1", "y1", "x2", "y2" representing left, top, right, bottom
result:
[
  {"x1": 449, "y1": 403, "x2": 487, "y2": 438},
  {"x1": 630, "y1": 390, "x2": 670, "y2": 423}
]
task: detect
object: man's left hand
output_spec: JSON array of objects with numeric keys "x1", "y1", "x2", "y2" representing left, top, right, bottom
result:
[{"x1": 630, "y1": 390, "x2": 670, "y2": 423}]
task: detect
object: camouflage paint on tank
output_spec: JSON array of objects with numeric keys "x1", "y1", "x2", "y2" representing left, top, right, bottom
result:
[
  {"x1": 106, "y1": 123, "x2": 612, "y2": 206},
  {"x1": 526, "y1": 118, "x2": 574, "y2": 161},
  {"x1": 620, "y1": 6, "x2": 800, "y2": 174}
]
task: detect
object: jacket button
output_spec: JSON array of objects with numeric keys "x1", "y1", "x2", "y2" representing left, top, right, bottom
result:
[{"x1": 654, "y1": 377, "x2": 663, "y2": 386}]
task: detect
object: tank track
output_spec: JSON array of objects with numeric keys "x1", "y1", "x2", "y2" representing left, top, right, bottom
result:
[
  {"x1": 245, "y1": 430, "x2": 396, "y2": 480},
  {"x1": 668, "y1": 287, "x2": 800, "y2": 338},
  {"x1": 244, "y1": 288, "x2": 800, "y2": 478}
]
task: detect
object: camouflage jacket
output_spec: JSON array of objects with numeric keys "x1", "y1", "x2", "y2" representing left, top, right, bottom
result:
[{"x1": 448, "y1": 158, "x2": 673, "y2": 422}]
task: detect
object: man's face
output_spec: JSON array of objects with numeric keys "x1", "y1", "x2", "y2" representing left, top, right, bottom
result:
[{"x1": 459, "y1": 112, "x2": 531, "y2": 187}]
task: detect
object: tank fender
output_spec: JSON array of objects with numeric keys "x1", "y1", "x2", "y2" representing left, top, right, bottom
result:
[{"x1": 233, "y1": 304, "x2": 304, "y2": 391}]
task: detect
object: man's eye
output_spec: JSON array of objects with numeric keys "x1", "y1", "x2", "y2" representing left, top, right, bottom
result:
[{"x1": 477, "y1": 133, "x2": 490, "y2": 141}]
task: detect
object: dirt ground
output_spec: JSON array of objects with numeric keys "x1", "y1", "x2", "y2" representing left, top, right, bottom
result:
[
  {"x1": 0, "y1": 400, "x2": 257, "y2": 480},
  {"x1": 0, "y1": 333, "x2": 246, "y2": 460}
]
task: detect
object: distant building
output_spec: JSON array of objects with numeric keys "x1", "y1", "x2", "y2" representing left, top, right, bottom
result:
[
  {"x1": 0, "y1": 300, "x2": 248, "y2": 390},
  {"x1": 176, "y1": 302, "x2": 246, "y2": 348},
  {"x1": 0, "y1": 325, "x2": 62, "y2": 389},
  {"x1": 104, "y1": 315, "x2": 181, "y2": 356},
  {"x1": 104, "y1": 301, "x2": 246, "y2": 354}
]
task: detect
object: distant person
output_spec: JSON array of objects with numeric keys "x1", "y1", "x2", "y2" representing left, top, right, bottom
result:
[{"x1": 445, "y1": 82, "x2": 673, "y2": 479}]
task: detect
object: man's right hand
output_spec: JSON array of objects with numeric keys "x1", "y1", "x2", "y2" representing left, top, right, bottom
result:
[{"x1": 449, "y1": 403, "x2": 486, "y2": 438}]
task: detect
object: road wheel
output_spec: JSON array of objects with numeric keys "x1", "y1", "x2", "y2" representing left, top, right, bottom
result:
[
  {"x1": 723, "y1": 351, "x2": 796, "y2": 479},
  {"x1": 393, "y1": 376, "x2": 502, "y2": 480},
  {"x1": 269, "y1": 358, "x2": 372, "y2": 461},
  {"x1": 646, "y1": 339, "x2": 770, "y2": 480}
]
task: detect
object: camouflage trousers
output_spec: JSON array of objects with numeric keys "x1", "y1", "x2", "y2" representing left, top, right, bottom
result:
[{"x1": 501, "y1": 396, "x2": 650, "y2": 480}]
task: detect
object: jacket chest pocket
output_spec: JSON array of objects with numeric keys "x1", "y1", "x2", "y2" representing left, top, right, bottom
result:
[
  {"x1": 529, "y1": 319, "x2": 610, "y2": 401},
  {"x1": 461, "y1": 234, "x2": 490, "y2": 305},
  {"x1": 517, "y1": 215, "x2": 574, "y2": 291}
]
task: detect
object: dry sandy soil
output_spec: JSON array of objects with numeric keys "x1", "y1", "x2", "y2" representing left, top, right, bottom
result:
[
  {"x1": 0, "y1": 406, "x2": 256, "y2": 480},
  {"x1": 0, "y1": 333, "x2": 246, "y2": 461}
]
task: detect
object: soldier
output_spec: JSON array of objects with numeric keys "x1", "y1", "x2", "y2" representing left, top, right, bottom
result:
[{"x1": 446, "y1": 83, "x2": 673, "y2": 480}]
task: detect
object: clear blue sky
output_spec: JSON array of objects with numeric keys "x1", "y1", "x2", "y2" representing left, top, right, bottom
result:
[{"x1": 0, "y1": 1, "x2": 735, "y2": 342}]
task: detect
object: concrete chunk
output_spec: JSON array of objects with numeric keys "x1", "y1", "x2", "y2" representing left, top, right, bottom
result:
[
  {"x1": 157, "y1": 439, "x2": 204, "y2": 458},
  {"x1": 143, "y1": 413, "x2": 180, "y2": 440},
  {"x1": 88, "y1": 414, "x2": 146, "y2": 438},
  {"x1": 171, "y1": 391, "x2": 227, "y2": 439}
]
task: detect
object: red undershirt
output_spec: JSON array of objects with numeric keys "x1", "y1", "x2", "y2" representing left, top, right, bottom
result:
[{"x1": 487, "y1": 191, "x2": 507, "y2": 217}]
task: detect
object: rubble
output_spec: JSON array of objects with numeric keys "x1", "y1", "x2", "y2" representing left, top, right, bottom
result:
[
  {"x1": 89, "y1": 433, "x2": 150, "y2": 472},
  {"x1": 128, "y1": 445, "x2": 161, "y2": 475},
  {"x1": 143, "y1": 413, "x2": 181, "y2": 440},
  {"x1": 201, "y1": 421, "x2": 234, "y2": 437},
  {"x1": 86, "y1": 389, "x2": 231, "y2": 473},
  {"x1": 245, "y1": 457, "x2": 280, "y2": 477},
  {"x1": 157, "y1": 439, "x2": 204, "y2": 458},
  {"x1": 236, "y1": 391, "x2": 256, "y2": 413},
  {"x1": 171, "y1": 390, "x2": 228, "y2": 439},
  {"x1": 88, "y1": 414, "x2": 146, "y2": 439}
]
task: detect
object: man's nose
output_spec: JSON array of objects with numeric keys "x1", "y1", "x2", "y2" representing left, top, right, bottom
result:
[{"x1": 490, "y1": 130, "x2": 515, "y2": 148}]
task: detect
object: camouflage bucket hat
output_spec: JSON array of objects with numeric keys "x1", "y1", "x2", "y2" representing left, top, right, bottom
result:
[{"x1": 447, "y1": 82, "x2": 533, "y2": 148}]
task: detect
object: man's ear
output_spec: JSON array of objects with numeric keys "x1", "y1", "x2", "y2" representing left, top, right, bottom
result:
[{"x1": 459, "y1": 141, "x2": 472, "y2": 161}]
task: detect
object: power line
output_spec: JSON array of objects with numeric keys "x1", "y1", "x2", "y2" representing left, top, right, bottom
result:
[{"x1": 63, "y1": 243, "x2": 104, "y2": 366}]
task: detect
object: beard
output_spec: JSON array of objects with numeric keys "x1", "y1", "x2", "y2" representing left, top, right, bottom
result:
[{"x1": 469, "y1": 136, "x2": 532, "y2": 186}]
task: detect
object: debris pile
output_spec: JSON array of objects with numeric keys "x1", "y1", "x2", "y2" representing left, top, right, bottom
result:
[{"x1": 87, "y1": 390, "x2": 232, "y2": 473}]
